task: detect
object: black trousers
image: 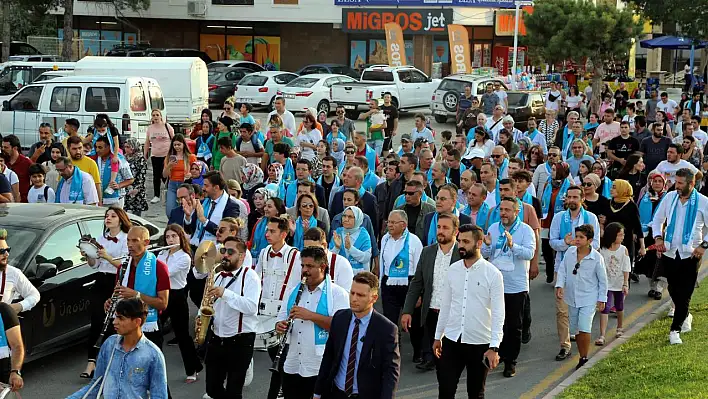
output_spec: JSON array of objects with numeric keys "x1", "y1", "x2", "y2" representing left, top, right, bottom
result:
[
  {"x1": 151, "y1": 156, "x2": 166, "y2": 198},
  {"x1": 281, "y1": 372, "x2": 317, "y2": 399},
  {"x1": 381, "y1": 277, "x2": 423, "y2": 358},
  {"x1": 437, "y1": 337, "x2": 489, "y2": 399},
  {"x1": 188, "y1": 271, "x2": 207, "y2": 308},
  {"x1": 205, "y1": 333, "x2": 255, "y2": 399},
  {"x1": 500, "y1": 292, "x2": 527, "y2": 364},
  {"x1": 522, "y1": 293, "x2": 532, "y2": 335},
  {"x1": 422, "y1": 309, "x2": 440, "y2": 364},
  {"x1": 0, "y1": 357, "x2": 9, "y2": 384},
  {"x1": 542, "y1": 238, "x2": 555, "y2": 281},
  {"x1": 88, "y1": 272, "x2": 118, "y2": 361},
  {"x1": 267, "y1": 344, "x2": 287, "y2": 399},
  {"x1": 664, "y1": 253, "x2": 700, "y2": 332},
  {"x1": 161, "y1": 287, "x2": 202, "y2": 375}
]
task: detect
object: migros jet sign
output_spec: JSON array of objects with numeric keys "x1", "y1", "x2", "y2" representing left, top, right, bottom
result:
[{"x1": 343, "y1": 9, "x2": 453, "y2": 35}]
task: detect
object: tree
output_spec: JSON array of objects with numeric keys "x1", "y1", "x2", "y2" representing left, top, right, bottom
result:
[
  {"x1": 629, "y1": 0, "x2": 706, "y2": 41},
  {"x1": 522, "y1": 0, "x2": 642, "y2": 113},
  {"x1": 0, "y1": 0, "x2": 59, "y2": 61},
  {"x1": 61, "y1": 0, "x2": 150, "y2": 61}
]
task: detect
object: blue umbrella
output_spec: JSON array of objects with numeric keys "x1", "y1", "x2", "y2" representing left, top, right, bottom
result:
[{"x1": 640, "y1": 36, "x2": 708, "y2": 90}]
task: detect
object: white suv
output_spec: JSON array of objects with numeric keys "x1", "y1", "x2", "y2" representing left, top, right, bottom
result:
[{"x1": 430, "y1": 75, "x2": 507, "y2": 123}]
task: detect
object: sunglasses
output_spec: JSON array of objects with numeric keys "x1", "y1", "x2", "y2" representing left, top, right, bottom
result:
[
  {"x1": 573, "y1": 262, "x2": 580, "y2": 275},
  {"x1": 336, "y1": 110, "x2": 345, "y2": 114},
  {"x1": 0, "y1": 247, "x2": 10, "y2": 255},
  {"x1": 582, "y1": 182, "x2": 594, "y2": 187},
  {"x1": 404, "y1": 191, "x2": 419, "y2": 196},
  {"x1": 346, "y1": 150, "x2": 355, "y2": 155},
  {"x1": 219, "y1": 247, "x2": 238, "y2": 255},
  {"x1": 40, "y1": 122, "x2": 51, "y2": 128},
  {"x1": 548, "y1": 153, "x2": 559, "y2": 157},
  {"x1": 300, "y1": 203, "x2": 315, "y2": 209},
  {"x1": 224, "y1": 107, "x2": 232, "y2": 111},
  {"x1": 491, "y1": 154, "x2": 502, "y2": 159},
  {"x1": 217, "y1": 227, "x2": 232, "y2": 234}
]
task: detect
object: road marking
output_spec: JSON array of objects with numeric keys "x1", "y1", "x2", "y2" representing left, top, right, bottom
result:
[{"x1": 519, "y1": 298, "x2": 662, "y2": 399}]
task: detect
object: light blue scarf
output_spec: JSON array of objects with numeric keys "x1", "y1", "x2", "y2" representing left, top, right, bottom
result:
[
  {"x1": 100, "y1": 154, "x2": 125, "y2": 199},
  {"x1": 427, "y1": 212, "x2": 440, "y2": 246},
  {"x1": 486, "y1": 199, "x2": 524, "y2": 231},
  {"x1": 526, "y1": 128, "x2": 539, "y2": 142},
  {"x1": 639, "y1": 192, "x2": 661, "y2": 235},
  {"x1": 55, "y1": 166, "x2": 84, "y2": 204},
  {"x1": 285, "y1": 178, "x2": 315, "y2": 208},
  {"x1": 294, "y1": 215, "x2": 318, "y2": 250},
  {"x1": 665, "y1": 189, "x2": 699, "y2": 246},
  {"x1": 498, "y1": 158, "x2": 509, "y2": 178},
  {"x1": 541, "y1": 178, "x2": 571, "y2": 219},
  {"x1": 250, "y1": 217, "x2": 269, "y2": 260},
  {"x1": 362, "y1": 171, "x2": 378, "y2": 193},
  {"x1": 600, "y1": 177, "x2": 613, "y2": 199},
  {"x1": 331, "y1": 227, "x2": 371, "y2": 271},
  {"x1": 132, "y1": 251, "x2": 159, "y2": 331},
  {"x1": 521, "y1": 191, "x2": 533, "y2": 205},
  {"x1": 558, "y1": 208, "x2": 589, "y2": 260},
  {"x1": 462, "y1": 202, "x2": 490, "y2": 233},
  {"x1": 193, "y1": 196, "x2": 219, "y2": 244},
  {"x1": 447, "y1": 163, "x2": 467, "y2": 178},
  {"x1": 317, "y1": 174, "x2": 341, "y2": 190},
  {"x1": 282, "y1": 158, "x2": 296, "y2": 186},
  {"x1": 286, "y1": 277, "x2": 331, "y2": 354},
  {"x1": 196, "y1": 134, "x2": 214, "y2": 161},
  {"x1": 394, "y1": 192, "x2": 430, "y2": 208},
  {"x1": 0, "y1": 312, "x2": 8, "y2": 358},
  {"x1": 363, "y1": 145, "x2": 377, "y2": 173},
  {"x1": 88, "y1": 128, "x2": 115, "y2": 157},
  {"x1": 495, "y1": 215, "x2": 522, "y2": 251},
  {"x1": 387, "y1": 231, "x2": 410, "y2": 278}
]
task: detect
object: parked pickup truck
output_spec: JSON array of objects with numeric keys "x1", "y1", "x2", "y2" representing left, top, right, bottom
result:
[{"x1": 330, "y1": 66, "x2": 440, "y2": 119}]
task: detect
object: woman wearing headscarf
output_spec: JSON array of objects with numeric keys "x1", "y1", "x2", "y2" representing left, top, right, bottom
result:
[
  {"x1": 636, "y1": 172, "x2": 669, "y2": 299},
  {"x1": 330, "y1": 206, "x2": 372, "y2": 273},
  {"x1": 42, "y1": 142, "x2": 66, "y2": 192},
  {"x1": 123, "y1": 137, "x2": 149, "y2": 216},
  {"x1": 592, "y1": 159, "x2": 613, "y2": 199},
  {"x1": 331, "y1": 138, "x2": 346, "y2": 166},
  {"x1": 241, "y1": 163, "x2": 264, "y2": 200},
  {"x1": 267, "y1": 162, "x2": 284, "y2": 198},
  {"x1": 292, "y1": 193, "x2": 325, "y2": 249},
  {"x1": 326, "y1": 120, "x2": 347, "y2": 145},
  {"x1": 605, "y1": 179, "x2": 645, "y2": 269},
  {"x1": 185, "y1": 161, "x2": 207, "y2": 187}
]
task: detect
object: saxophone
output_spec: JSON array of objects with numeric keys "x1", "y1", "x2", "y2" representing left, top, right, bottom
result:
[{"x1": 195, "y1": 258, "x2": 227, "y2": 346}]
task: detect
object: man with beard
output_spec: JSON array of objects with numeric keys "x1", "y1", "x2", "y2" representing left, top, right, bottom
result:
[
  {"x1": 457, "y1": 169, "x2": 477, "y2": 208},
  {"x1": 433, "y1": 224, "x2": 503, "y2": 398},
  {"x1": 480, "y1": 163, "x2": 499, "y2": 209},
  {"x1": 549, "y1": 186, "x2": 600, "y2": 361},
  {"x1": 285, "y1": 227, "x2": 354, "y2": 292},
  {"x1": 655, "y1": 144, "x2": 702, "y2": 187},
  {"x1": 401, "y1": 213, "x2": 461, "y2": 372},
  {"x1": 651, "y1": 168, "x2": 708, "y2": 345},
  {"x1": 66, "y1": 136, "x2": 102, "y2": 204},
  {"x1": 0, "y1": 229, "x2": 40, "y2": 314},
  {"x1": 482, "y1": 198, "x2": 535, "y2": 377},
  {"x1": 422, "y1": 185, "x2": 471, "y2": 246},
  {"x1": 1, "y1": 135, "x2": 32, "y2": 203},
  {"x1": 276, "y1": 247, "x2": 349, "y2": 399},
  {"x1": 54, "y1": 156, "x2": 99, "y2": 205},
  {"x1": 639, "y1": 122, "x2": 672, "y2": 175},
  {"x1": 204, "y1": 237, "x2": 261, "y2": 399}
]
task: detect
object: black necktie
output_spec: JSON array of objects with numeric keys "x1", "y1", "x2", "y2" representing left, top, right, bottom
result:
[{"x1": 345, "y1": 318, "x2": 360, "y2": 395}]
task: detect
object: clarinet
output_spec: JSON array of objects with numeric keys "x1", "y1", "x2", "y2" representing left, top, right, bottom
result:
[
  {"x1": 269, "y1": 277, "x2": 308, "y2": 373},
  {"x1": 93, "y1": 257, "x2": 130, "y2": 350}
]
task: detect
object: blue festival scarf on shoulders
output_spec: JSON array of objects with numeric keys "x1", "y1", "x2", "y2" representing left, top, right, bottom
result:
[
  {"x1": 394, "y1": 192, "x2": 430, "y2": 208},
  {"x1": 364, "y1": 145, "x2": 377, "y2": 173},
  {"x1": 521, "y1": 191, "x2": 533, "y2": 205},
  {"x1": 87, "y1": 128, "x2": 115, "y2": 157},
  {"x1": 133, "y1": 251, "x2": 159, "y2": 331},
  {"x1": 463, "y1": 202, "x2": 490, "y2": 232},
  {"x1": 282, "y1": 158, "x2": 296, "y2": 185},
  {"x1": 331, "y1": 227, "x2": 371, "y2": 271},
  {"x1": 100, "y1": 154, "x2": 125, "y2": 199},
  {"x1": 250, "y1": 217, "x2": 269, "y2": 260},
  {"x1": 427, "y1": 212, "x2": 440, "y2": 246},
  {"x1": 486, "y1": 199, "x2": 524, "y2": 231},
  {"x1": 639, "y1": 192, "x2": 662, "y2": 235},
  {"x1": 294, "y1": 215, "x2": 318, "y2": 250},
  {"x1": 55, "y1": 166, "x2": 85, "y2": 204},
  {"x1": 561, "y1": 126, "x2": 572, "y2": 151},
  {"x1": 196, "y1": 135, "x2": 214, "y2": 161},
  {"x1": 558, "y1": 208, "x2": 589, "y2": 260},
  {"x1": 601, "y1": 177, "x2": 613, "y2": 199},
  {"x1": 285, "y1": 177, "x2": 315, "y2": 207},
  {"x1": 526, "y1": 129, "x2": 539, "y2": 142},
  {"x1": 0, "y1": 312, "x2": 8, "y2": 358},
  {"x1": 387, "y1": 231, "x2": 411, "y2": 278},
  {"x1": 447, "y1": 163, "x2": 467, "y2": 178},
  {"x1": 286, "y1": 276, "x2": 331, "y2": 354},
  {"x1": 326, "y1": 131, "x2": 347, "y2": 145},
  {"x1": 541, "y1": 178, "x2": 571, "y2": 219},
  {"x1": 317, "y1": 174, "x2": 341, "y2": 190},
  {"x1": 665, "y1": 189, "x2": 699, "y2": 246},
  {"x1": 499, "y1": 158, "x2": 509, "y2": 178},
  {"x1": 495, "y1": 215, "x2": 522, "y2": 252},
  {"x1": 363, "y1": 171, "x2": 379, "y2": 193}
]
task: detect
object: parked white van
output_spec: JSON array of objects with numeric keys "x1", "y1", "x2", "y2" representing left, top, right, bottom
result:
[
  {"x1": 74, "y1": 57, "x2": 207, "y2": 131},
  {"x1": 0, "y1": 62, "x2": 76, "y2": 102},
  {"x1": 0, "y1": 76, "x2": 165, "y2": 148}
]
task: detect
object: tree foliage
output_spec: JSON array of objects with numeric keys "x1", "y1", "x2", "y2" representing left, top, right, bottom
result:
[
  {"x1": 629, "y1": 0, "x2": 707, "y2": 41},
  {"x1": 521, "y1": 0, "x2": 642, "y2": 112}
]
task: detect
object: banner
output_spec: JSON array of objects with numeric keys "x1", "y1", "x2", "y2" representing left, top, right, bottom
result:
[
  {"x1": 336, "y1": 0, "x2": 513, "y2": 7},
  {"x1": 343, "y1": 9, "x2": 453, "y2": 35},
  {"x1": 384, "y1": 22, "x2": 407, "y2": 67},
  {"x1": 447, "y1": 24, "x2": 470, "y2": 74}
]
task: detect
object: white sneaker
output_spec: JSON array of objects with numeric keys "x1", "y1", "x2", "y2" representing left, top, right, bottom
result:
[
  {"x1": 202, "y1": 394, "x2": 213, "y2": 399},
  {"x1": 681, "y1": 313, "x2": 693, "y2": 333},
  {"x1": 669, "y1": 331, "x2": 683, "y2": 345},
  {"x1": 244, "y1": 358, "x2": 254, "y2": 387},
  {"x1": 150, "y1": 196, "x2": 160, "y2": 204},
  {"x1": 668, "y1": 307, "x2": 675, "y2": 318}
]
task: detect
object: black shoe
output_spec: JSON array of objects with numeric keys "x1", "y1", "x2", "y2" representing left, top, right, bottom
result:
[
  {"x1": 653, "y1": 291, "x2": 662, "y2": 300},
  {"x1": 415, "y1": 360, "x2": 436, "y2": 371},
  {"x1": 648, "y1": 290, "x2": 656, "y2": 298},
  {"x1": 555, "y1": 348, "x2": 571, "y2": 361},
  {"x1": 546, "y1": 275, "x2": 554, "y2": 284},
  {"x1": 412, "y1": 356, "x2": 423, "y2": 364},
  {"x1": 630, "y1": 272, "x2": 640, "y2": 283},
  {"x1": 576, "y1": 357, "x2": 589, "y2": 370},
  {"x1": 167, "y1": 337, "x2": 179, "y2": 346},
  {"x1": 503, "y1": 362, "x2": 516, "y2": 378},
  {"x1": 521, "y1": 330, "x2": 532, "y2": 344}
]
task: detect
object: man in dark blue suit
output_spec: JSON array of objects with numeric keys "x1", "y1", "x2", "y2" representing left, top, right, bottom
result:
[
  {"x1": 329, "y1": 166, "x2": 379, "y2": 236},
  {"x1": 314, "y1": 272, "x2": 400, "y2": 399},
  {"x1": 167, "y1": 183, "x2": 198, "y2": 227},
  {"x1": 422, "y1": 184, "x2": 471, "y2": 246}
]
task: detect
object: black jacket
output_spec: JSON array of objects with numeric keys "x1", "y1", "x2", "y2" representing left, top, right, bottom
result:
[
  {"x1": 421, "y1": 213, "x2": 471, "y2": 246},
  {"x1": 183, "y1": 194, "x2": 242, "y2": 240}
]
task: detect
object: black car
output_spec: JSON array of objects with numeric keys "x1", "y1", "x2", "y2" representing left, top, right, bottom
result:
[
  {"x1": 505, "y1": 91, "x2": 546, "y2": 130},
  {"x1": 209, "y1": 67, "x2": 251, "y2": 107},
  {"x1": 0, "y1": 204, "x2": 162, "y2": 362}
]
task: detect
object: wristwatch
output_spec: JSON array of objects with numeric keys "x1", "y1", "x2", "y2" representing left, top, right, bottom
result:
[
  {"x1": 10, "y1": 369, "x2": 21, "y2": 377},
  {"x1": 489, "y1": 347, "x2": 499, "y2": 352},
  {"x1": 700, "y1": 241, "x2": 708, "y2": 249}
]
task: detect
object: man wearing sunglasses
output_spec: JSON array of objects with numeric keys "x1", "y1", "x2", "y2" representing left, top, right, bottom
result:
[
  {"x1": 0, "y1": 229, "x2": 40, "y2": 314},
  {"x1": 532, "y1": 146, "x2": 561, "y2": 202},
  {"x1": 334, "y1": 105, "x2": 357, "y2": 140}
]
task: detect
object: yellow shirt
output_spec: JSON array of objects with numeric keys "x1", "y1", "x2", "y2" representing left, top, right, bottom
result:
[
  {"x1": 70, "y1": 156, "x2": 101, "y2": 185},
  {"x1": 62, "y1": 134, "x2": 85, "y2": 154}
]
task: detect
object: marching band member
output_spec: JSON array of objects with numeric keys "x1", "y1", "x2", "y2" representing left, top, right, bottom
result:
[
  {"x1": 276, "y1": 246, "x2": 349, "y2": 399},
  {"x1": 287, "y1": 227, "x2": 354, "y2": 292},
  {"x1": 204, "y1": 238, "x2": 261, "y2": 399},
  {"x1": 80, "y1": 207, "x2": 130, "y2": 379},
  {"x1": 255, "y1": 216, "x2": 300, "y2": 399},
  {"x1": 158, "y1": 225, "x2": 202, "y2": 383},
  {"x1": 0, "y1": 229, "x2": 40, "y2": 315}
]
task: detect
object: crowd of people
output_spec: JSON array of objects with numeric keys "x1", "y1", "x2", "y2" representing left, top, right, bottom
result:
[{"x1": 0, "y1": 86, "x2": 705, "y2": 398}]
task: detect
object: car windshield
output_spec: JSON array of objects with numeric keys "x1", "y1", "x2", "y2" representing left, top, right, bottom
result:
[
  {"x1": 437, "y1": 78, "x2": 470, "y2": 93},
  {"x1": 2, "y1": 226, "x2": 39, "y2": 267},
  {"x1": 286, "y1": 77, "x2": 319, "y2": 88},
  {"x1": 508, "y1": 93, "x2": 529, "y2": 107},
  {"x1": 239, "y1": 75, "x2": 268, "y2": 86}
]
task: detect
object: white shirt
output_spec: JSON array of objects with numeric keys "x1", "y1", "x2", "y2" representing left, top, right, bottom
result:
[
  {"x1": 555, "y1": 247, "x2": 608, "y2": 308},
  {"x1": 157, "y1": 249, "x2": 191, "y2": 290},
  {"x1": 411, "y1": 127, "x2": 434, "y2": 144},
  {"x1": 97, "y1": 155, "x2": 133, "y2": 205},
  {"x1": 655, "y1": 160, "x2": 699, "y2": 185},
  {"x1": 482, "y1": 221, "x2": 536, "y2": 294},
  {"x1": 430, "y1": 245, "x2": 454, "y2": 310},
  {"x1": 2, "y1": 168, "x2": 17, "y2": 187},
  {"x1": 187, "y1": 191, "x2": 230, "y2": 246},
  {"x1": 657, "y1": 99, "x2": 678, "y2": 114},
  {"x1": 255, "y1": 244, "x2": 299, "y2": 301},
  {"x1": 545, "y1": 90, "x2": 561, "y2": 111},
  {"x1": 484, "y1": 189, "x2": 498, "y2": 209},
  {"x1": 296, "y1": 129, "x2": 322, "y2": 161},
  {"x1": 495, "y1": 89, "x2": 508, "y2": 111},
  {"x1": 622, "y1": 114, "x2": 636, "y2": 133},
  {"x1": 650, "y1": 190, "x2": 708, "y2": 259},
  {"x1": 212, "y1": 266, "x2": 261, "y2": 338},
  {"x1": 57, "y1": 169, "x2": 99, "y2": 205},
  {"x1": 286, "y1": 250, "x2": 354, "y2": 293},
  {"x1": 379, "y1": 232, "x2": 423, "y2": 286},
  {"x1": 269, "y1": 109, "x2": 297, "y2": 136},
  {"x1": 278, "y1": 279, "x2": 349, "y2": 377},
  {"x1": 1, "y1": 265, "x2": 41, "y2": 312},
  {"x1": 91, "y1": 232, "x2": 128, "y2": 274},
  {"x1": 434, "y1": 258, "x2": 504, "y2": 347},
  {"x1": 28, "y1": 184, "x2": 55, "y2": 203},
  {"x1": 486, "y1": 117, "x2": 504, "y2": 141},
  {"x1": 600, "y1": 246, "x2": 631, "y2": 291},
  {"x1": 549, "y1": 209, "x2": 601, "y2": 266}
]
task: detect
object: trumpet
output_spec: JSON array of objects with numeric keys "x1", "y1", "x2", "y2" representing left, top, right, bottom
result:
[
  {"x1": 270, "y1": 277, "x2": 308, "y2": 373},
  {"x1": 193, "y1": 241, "x2": 223, "y2": 346}
]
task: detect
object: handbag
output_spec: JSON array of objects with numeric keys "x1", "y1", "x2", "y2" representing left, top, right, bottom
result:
[{"x1": 81, "y1": 346, "x2": 117, "y2": 399}]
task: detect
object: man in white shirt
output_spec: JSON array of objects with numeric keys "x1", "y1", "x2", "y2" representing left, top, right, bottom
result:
[
  {"x1": 549, "y1": 185, "x2": 600, "y2": 361},
  {"x1": 276, "y1": 246, "x2": 349, "y2": 399},
  {"x1": 481, "y1": 163, "x2": 499, "y2": 209},
  {"x1": 204, "y1": 237, "x2": 261, "y2": 399},
  {"x1": 486, "y1": 105, "x2": 505, "y2": 141},
  {"x1": 379, "y1": 210, "x2": 424, "y2": 361},
  {"x1": 655, "y1": 144, "x2": 702, "y2": 187},
  {"x1": 411, "y1": 113, "x2": 436, "y2": 155},
  {"x1": 286, "y1": 227, "x2": 354, "y2": 292},
  {"x1": 494, "y1": 82, "x2": 508, "y2": 112},
  {"x1": 268, "y1": 97, "x2": 296, "y2": 136},
  {"x1": 650, "y1": 168, "x2": 708, "y2": 345},
  {"x1": 0, "y1": 230, "x2": 40, "y2": 313},
  {"x1": 54, "y1": 156, "x2": 99, "y2": 206},
  {"x1": 433, "y1": 224, "x2": 504, "y2": 398},
  {"x1": 657, "y1": 92, "x2": 678, "y2": 115},
  {"x1": 482, "y1": 197, "x2": 535, "y2": 378}
]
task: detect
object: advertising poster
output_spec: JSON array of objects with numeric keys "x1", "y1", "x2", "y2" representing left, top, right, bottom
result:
[
  {"x1": 384, "y1": 23, "x2": 407, "y2": 66},
  {"x1": 225, "y1": 36, "x2": 280, "y2": 70},
  {"x1": 433, "y1": 40, "x2": 449, "y2": 63},
  {"x1": 447, "y1": 25, "x2": 470, "y2": 74},
  {"x1": 368, "y1": 39, "x2": 387, "y2": 65},
  {"x1": 405, "y1": 40, "x2": 414, "y2": 66},
  {"x1": 350, "y1": 40, "x2": 367, "y2": 69},
  {"x1": 101, "y1": 31, "x2": 121, "y2": 55}
]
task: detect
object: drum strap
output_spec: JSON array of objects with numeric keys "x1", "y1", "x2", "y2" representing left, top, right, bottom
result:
[
  {"x1": 279, "y1": 248, "x2": 299, "y2": 301},
  {"x1": 0, "y1": 271, "x2": 7, "y2": 298},
  {"x1": 238, "y1": 268, "x2": 248, "y2": 333},
  {"x1": 330, "y1": 253, "x2": 337, "y2": 280}
]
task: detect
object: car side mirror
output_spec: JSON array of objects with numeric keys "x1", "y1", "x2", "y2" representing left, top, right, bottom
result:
[
  {"x1": 36, "y1": 263, "x2": 57, "y2": 280},
  {"x1": 2, "y1": 100, "x2": 9, "y2": 111}
]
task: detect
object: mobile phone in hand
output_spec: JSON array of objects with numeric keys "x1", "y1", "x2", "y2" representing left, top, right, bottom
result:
[
  {"x1": 482, "y1": 355, "x2": 491, "y2": 370},
  {"x1": 169, "y1": 155, "x2": 177, "y2": 163}
]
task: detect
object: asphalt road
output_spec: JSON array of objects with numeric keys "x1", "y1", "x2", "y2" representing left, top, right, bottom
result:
[{"x1": 19, "y1": 110, "x2": 672, "y2": 398}]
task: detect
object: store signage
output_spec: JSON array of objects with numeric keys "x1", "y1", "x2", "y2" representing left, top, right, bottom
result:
[
  {"x1": 336, "y1": 0, "x2": 514, "y2": 7},
  {"x1": 384, "y1": 23, "x2": 407, "y2": 66},
  {"x1": 447, "y1": 25, "x2": 470, "y2": 74},
  {"x1": 495, "y1": 8, "x2": 532, "y2": 36},
  {"x1": 342, "y1": 9, "x2": 453, "y2": 35}
]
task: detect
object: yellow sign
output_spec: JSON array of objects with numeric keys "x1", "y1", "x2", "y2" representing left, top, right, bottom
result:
[
  {"x1": 448, "y1": 24, "x2": 471, "y2": 75},
  {"x1": 384, "y1": 22, "x2": 407, "y2": 66}
]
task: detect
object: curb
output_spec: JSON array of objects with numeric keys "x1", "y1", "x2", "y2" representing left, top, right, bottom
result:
[{"x1": 542, "y1": 269, "x2": 708, "y2": 399}]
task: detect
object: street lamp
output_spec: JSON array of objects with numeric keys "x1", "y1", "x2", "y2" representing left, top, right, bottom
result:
[{"x1": 512, "y1": 0, "x2": 533, "y2": 90}]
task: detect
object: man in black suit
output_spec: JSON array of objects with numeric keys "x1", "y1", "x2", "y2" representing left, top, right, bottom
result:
[
  {"x1": 167, "y1": 183, "x2": 196, "y2": 227},
  {"x1": 314, "y1": 271, "x2": 400, "y2": 399},
  {"x1": 329, "y1": 166, "x2": 379, "y2": 235},
  {"x1": 402, "y1": 213, "x2": 461, "y2": 371},
  {"x1": 422, "y1": 184, "x2": 471, "y2": 246}
]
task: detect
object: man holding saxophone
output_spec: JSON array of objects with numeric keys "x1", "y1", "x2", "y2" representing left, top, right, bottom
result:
[
  {"x1": 204, "y1": 237, "x2": 261, "y2": 399},
  {"x1": 276, "y1": 246, "x2": 349, "y2": 399}
]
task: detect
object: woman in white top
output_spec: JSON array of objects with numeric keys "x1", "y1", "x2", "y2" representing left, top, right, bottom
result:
[
  {"x1": 158, "y1": 224, "x2": 203, "y2": 382},
  {"x1": 296, "y1": 113, "x2": 322, "y2": 161},
  {"x1": 42, "y1": 143, "x2": 65, "y2": 192},
  {"x1": 468, "y1": 126, "x2": 495, "y2": 159},
  {"x1": 80, "y1": 207, "x2": 131, "y2": 379},
  {"x1": 566, "y1": 86, "x2": 582, "y2": 113}
]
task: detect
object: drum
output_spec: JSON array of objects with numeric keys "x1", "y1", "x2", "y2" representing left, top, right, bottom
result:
[
  {"x1": 254, "y1": 315, "x2": 279, "y2": 351},
  {"x1": 77, "y1": 235, "x2": 103, "y2": 260}
]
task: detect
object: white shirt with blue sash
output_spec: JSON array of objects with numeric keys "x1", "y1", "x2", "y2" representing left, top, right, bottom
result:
[
  {"x1": 549, "y1": 208, "x2": 600, "y2": 268},
  {"x1": 482, "y1": 219, "x2": 536, "y2": 294},
  {"x1": 650, "y1": 190, "x2": 708, "y2": 259},
  {"x1": 379, "y1": 231, "x2": 423, "y2": 286}
]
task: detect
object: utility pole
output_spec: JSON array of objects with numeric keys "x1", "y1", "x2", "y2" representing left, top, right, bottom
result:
[
  {"x1": 512, "y1": 1, "x2": 533, "y2": 89},
  {"x1": 1, "y1": 0, "x2": 10, "y2": 62}
]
